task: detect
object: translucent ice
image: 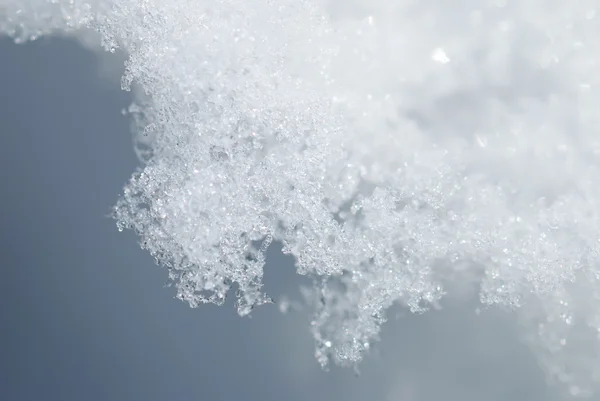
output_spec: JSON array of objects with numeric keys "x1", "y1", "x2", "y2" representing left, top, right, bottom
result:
[{"x1": 4, "y1": 0, "x2": 600, "y2": 396}]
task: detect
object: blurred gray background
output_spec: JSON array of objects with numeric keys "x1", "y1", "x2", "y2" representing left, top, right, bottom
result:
[{"x1": 0, "y1": 36, "x2": 565, "y2": 401}]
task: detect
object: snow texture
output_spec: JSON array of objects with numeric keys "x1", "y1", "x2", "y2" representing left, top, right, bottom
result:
[{"x1": 3, "y1": 0, "x2": 600, "y2": 396}]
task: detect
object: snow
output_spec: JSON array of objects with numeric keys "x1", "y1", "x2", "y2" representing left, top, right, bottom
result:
[{"x1": 3, "y1": 0, "x2": 600, "y2": 396}]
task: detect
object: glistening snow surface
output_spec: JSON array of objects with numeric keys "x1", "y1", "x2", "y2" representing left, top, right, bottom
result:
[{"x1": 3, "y1": 0, "x2": 600, "y2": 396}]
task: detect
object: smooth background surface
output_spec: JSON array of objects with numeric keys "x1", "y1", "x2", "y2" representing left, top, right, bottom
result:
[{"x1": 0, "y1": 36, "x2": 563, "y2": 401}]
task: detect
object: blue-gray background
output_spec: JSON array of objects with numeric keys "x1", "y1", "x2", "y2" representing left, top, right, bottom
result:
[{"x1": 0, "y1": 36, "x2": 565, "y2": 401}]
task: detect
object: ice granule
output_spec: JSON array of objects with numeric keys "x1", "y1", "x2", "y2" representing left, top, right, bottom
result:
[{"x1": 4, "y1": 0, "x2": 600, "y2": 396}]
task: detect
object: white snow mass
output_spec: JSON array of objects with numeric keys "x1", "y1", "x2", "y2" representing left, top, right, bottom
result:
[{"x1": 3, "y1": 0, "x2": 600, "y2": 396}]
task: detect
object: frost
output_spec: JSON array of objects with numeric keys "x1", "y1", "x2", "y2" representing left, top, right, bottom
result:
[{"x1": 4, "y1": 0, "x2": 600, "y2": 396}]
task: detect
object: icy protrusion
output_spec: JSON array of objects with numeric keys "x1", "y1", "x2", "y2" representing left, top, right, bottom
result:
[{"x1": 5, "y1": 0, "x2": 600, "y2": 396}]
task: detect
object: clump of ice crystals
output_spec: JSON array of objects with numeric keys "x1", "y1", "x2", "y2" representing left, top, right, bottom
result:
[{"x1": 5, "y1": 0, "x2": 600, "y2": 395}]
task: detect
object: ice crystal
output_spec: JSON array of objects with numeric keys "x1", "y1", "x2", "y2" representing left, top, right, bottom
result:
[{"x1": 4, "y1": 0, "x2": 600, "y2": 396}]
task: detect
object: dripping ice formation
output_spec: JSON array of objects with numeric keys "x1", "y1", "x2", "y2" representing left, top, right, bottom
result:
[{"x1": 4, "y1": 0, "x2": 600, "y2": 396}]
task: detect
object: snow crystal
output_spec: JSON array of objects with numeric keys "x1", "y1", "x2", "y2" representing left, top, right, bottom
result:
[{"x1": 4, "y1": 0, "x2": 600, "y2": 396}]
